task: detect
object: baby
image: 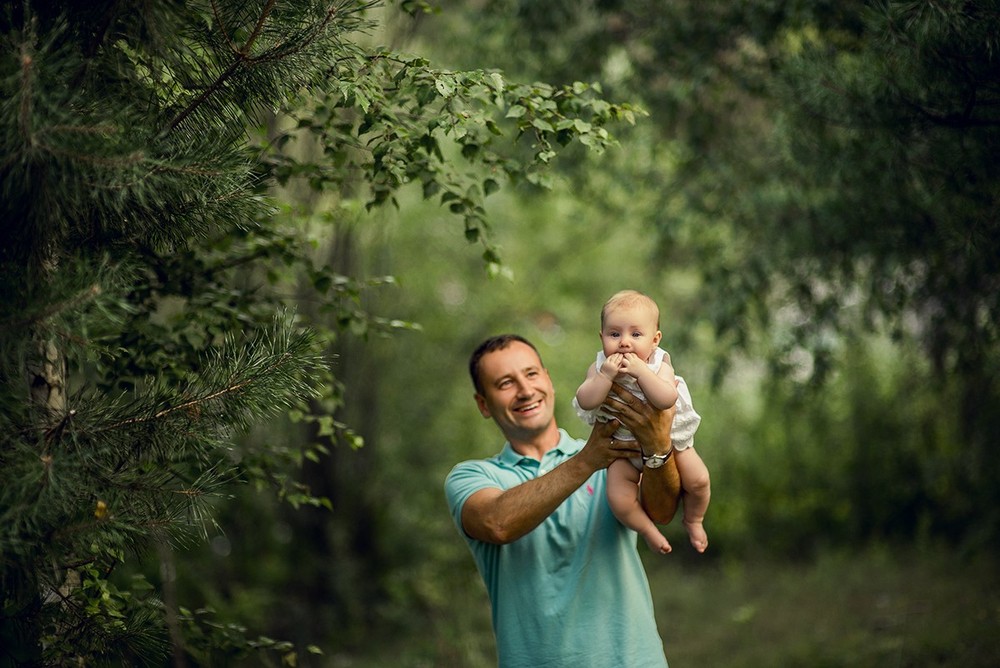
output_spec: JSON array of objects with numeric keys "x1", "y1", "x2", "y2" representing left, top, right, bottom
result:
[{"x1": 574, "y1": 290, "x2": 711, "y2": 553}]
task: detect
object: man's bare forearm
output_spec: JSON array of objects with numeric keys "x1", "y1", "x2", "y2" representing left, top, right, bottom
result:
[
  {"x1": 639, "y1": 455, "x2": 680, "y2": 524},
  {"x1": 602, "y1": 383, "x2": 682, "y2": 524},
  {"x1": 462, "y1": 454, "x2": 601, "y2": 544}
]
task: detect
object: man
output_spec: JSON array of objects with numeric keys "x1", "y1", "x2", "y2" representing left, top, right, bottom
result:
[{"x1": 445, "y1": 334, "x2": 681, "y2": 667}]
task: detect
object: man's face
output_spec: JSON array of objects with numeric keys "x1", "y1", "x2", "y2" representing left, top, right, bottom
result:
[{"x1": 474, "y1": 341, "x2": 557, "y2": 442}]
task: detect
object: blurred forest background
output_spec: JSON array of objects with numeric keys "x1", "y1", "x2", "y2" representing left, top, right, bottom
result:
[{"x1": 2, "y1": 1, "x2": 999, "y2": 666}]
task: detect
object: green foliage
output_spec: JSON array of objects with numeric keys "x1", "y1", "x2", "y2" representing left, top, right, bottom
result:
[
  {"x1": 1, "y1": 0, "x2": 395, "y2": 664},
  {"x1": 415, "y1": 0, "x2": 1000, "y2": 542},
  {"x1": 0, "y1": 312, "x2": 324, "y2": 663},
  {"x1": 428, "y1": 0, "x2": 999, "y2": 383},
  {"x1": 724, "y1": 1, "x2": 1000, "y2": 377},
  {"x1": 269, "y1": 52, "x2": 642, "y2": 271},
  {"x1": 177, "y1": 605, "x2": 323, "y2": 667}
]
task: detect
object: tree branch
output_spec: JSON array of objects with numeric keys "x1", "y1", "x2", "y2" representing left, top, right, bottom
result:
[
  {"x1": 163, "y1": 55, "x2": 245, "y2": 135},
  {"x1": 211, "y1": 0, "x2": 240, "y2": 54},
  {"x1": 243, "y1": 0, "x2": 277, "y2": 56},
  {"x1": 164, "y1": 1, "x2": 347, "y2": 134},
  {"x1": 99, "y1": 352, "x2": 295, "y2": 432},
  {"x1": 163, "y1": 0, "x2": 277, "y2": 134},
  {"x1": 1, "y1": 285, "x2": 102, "y2": 333}
]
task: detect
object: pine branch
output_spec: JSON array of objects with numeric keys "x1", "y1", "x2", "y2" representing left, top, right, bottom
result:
[
  {"x1": 211, "y1": 0, "x2": 241, "y2": 54},
  {"x1": 99, "y1": 351, "x2": 298, "y2": 433},
  {"x1": 76, "y1": 314, "x2": 323, "y2": 472},
  {"x1": 243, "y1": 0, "x2": 278, "y2": 56},
  {"x1": 164, "y1": 0, "x2": 342, "y2": 135},
  {"x1": 163, "y1": 54, "x2": 245, "y2": 135},
  {"x1": 0, "y1": 283, "x2": 101, "y2": 331},
  {"x1": 18, "y1": 22, "x2": 35, "y2": 147}
]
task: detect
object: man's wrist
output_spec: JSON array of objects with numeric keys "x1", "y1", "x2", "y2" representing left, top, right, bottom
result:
[{"x1": 641, "y1": 448, "x2": 673, "y2": 469}]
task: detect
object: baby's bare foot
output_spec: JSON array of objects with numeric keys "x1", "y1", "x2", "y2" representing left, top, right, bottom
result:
[
  {"x1": 683, "y1": 520, "x2": 708, "y2": 553},
  {"x1": 641, "y1": 529, "x2": 672, "y2": 555}
]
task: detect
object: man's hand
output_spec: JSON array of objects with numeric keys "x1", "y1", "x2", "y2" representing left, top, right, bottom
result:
[
  {"x1": 601, "y1": 383, "x2": 674, "y2": 457},
  {"x1": 578, "y1": 416, "x2": 642, "y2": 471},
  {"x1": 601, "y1": 383, "x2": 681, "y2": 524}
]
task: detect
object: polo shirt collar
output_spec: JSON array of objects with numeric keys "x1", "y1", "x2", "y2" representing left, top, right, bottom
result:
[{"x1": 498, "y1": 429, "x2": 582, "y2": 466}]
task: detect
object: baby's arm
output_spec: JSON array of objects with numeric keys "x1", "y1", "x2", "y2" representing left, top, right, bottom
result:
[
  {"x1": 630, "y1": 354, "x2": 679, "y2": 410},
  {"x1": 575, "y1": 357, "x2": 619, "y2": 410}
]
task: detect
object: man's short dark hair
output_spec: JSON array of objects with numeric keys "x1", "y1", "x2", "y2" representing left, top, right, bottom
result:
[{"x1": 468, "y1": 334, "x2": 542, "y2": 394}]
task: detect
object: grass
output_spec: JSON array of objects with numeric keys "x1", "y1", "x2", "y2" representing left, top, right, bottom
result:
[
  {"x1": 646, "y1": 543, "x2": 1000, "y2": 667},
  {"x1": 329, "y1": 542, "x2": 1000, "y2": 667}
]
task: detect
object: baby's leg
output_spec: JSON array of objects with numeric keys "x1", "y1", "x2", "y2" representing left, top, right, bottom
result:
[
  {"x1": 607, "y1": 458, "x2": 672, "y2": 554},
  {"x1": 674, "y1": 448, "x2": 711, "y2": 552}
]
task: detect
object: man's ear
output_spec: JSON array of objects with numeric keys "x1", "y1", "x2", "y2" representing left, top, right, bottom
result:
[{"x1": 475, "y1": 393, "x2": 491, "y2": 418}]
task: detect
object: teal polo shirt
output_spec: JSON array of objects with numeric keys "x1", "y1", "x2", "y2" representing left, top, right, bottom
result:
[{"x1": 445, "y1": 429, "x2": 668, "y2": 668}]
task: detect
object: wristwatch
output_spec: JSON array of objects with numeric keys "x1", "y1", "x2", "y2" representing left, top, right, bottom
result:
[{"x1": 642, "y1": 450, "x2": 673, "y2": 469}]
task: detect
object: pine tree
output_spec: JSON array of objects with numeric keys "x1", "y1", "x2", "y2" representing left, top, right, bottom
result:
[{"x1": 0, "y1": 1, "x2": 362, "y2": 663}]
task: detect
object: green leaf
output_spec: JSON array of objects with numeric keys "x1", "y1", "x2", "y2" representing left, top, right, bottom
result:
[
  {"x1": 488, "y1": 72, "x2": 505, "y2": 93},
  {"x1": 435, "y1": 76, "x2": 454, "y2": 98},
  {"x1": 531, "y1": 118, "x2": 554, "y2": 132}
]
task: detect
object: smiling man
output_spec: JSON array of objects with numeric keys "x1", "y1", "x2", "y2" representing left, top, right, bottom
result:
[{"x1": 445, "y1": 334, "x2": 681, "y2": 667}]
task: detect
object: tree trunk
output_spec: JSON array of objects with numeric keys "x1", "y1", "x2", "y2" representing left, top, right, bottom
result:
[{"x1": 27, "y1": 335, "x2": 66, "y2": 417}]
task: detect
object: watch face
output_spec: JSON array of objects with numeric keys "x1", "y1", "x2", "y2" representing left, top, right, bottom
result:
[{"x1": 644, "y1": 455, "x2": 665, "y2": 469}]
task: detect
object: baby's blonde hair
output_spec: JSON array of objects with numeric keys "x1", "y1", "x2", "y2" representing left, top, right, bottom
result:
[{"x1": 601, "y1": 290, "x2": 660, "y2": 329}]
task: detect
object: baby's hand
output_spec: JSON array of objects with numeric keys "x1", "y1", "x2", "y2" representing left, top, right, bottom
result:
[
  {"x1": 619, "y1": 352, "x2": 650, "y2": 379},
  {"x1": 599, "y1": 353, "x2": 625, "y2": 380}
]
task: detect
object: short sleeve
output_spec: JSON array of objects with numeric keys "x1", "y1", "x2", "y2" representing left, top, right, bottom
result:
[
  {"x1": 444, "y1": 460, "x2": 499, "y2": 537},
  {"x1": 671, "y1": 376, "x2": 702, "y2": 451}
]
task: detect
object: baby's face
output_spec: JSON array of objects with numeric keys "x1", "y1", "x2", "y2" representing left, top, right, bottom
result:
[{"x1": 600, "y1": 304, "x2": 661, "y2": 362}]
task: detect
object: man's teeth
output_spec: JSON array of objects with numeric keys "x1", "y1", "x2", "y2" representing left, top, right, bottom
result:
[{"x1": 517, "y1": 402, "x2": 539, "y2": 412}]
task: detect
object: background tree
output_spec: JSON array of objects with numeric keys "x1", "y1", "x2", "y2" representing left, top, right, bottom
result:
[{"x1": 420, "y1": 0, "x2": 1000, "y2": 545}]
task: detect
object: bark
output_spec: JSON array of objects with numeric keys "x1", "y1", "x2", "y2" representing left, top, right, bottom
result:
[{"x1": 27, "y1": 335, "x2": 66, "y2": 416}]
